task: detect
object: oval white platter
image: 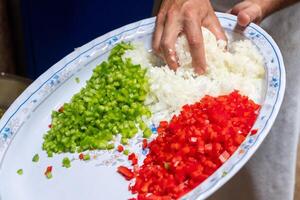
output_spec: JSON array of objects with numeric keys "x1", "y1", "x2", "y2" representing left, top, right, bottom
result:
[{"x1": 0, "y1": 13, "x2": 285, "y2": 200}]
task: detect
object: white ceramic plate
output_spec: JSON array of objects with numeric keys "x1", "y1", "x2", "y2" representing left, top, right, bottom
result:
[{"x1": 0, "y1": 13, "x2": 285, "y2": 200}]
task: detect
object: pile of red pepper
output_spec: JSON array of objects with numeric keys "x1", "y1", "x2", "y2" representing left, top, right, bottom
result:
[{"x1": 118, "y1": 91, "x2": 260, "y2": 200}]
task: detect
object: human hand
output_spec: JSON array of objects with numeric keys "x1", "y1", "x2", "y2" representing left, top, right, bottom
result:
[
  {"x1": 152, "y1": 0, "x2": 226, "y2": 74},
  {"x1": 229, "y1": 0, "x2": 273, "y2": 27}
]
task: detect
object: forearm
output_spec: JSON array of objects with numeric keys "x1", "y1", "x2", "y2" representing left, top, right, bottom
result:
[{"x1": 254, "y1": 0, "x2": 300, "y2": 17}]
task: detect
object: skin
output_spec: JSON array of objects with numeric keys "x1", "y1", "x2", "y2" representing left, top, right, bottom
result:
[
  {"x1": 152, "y1": 0, "x2": 227, "y2": 74},
  {"x1": 153, "y1": 0, "x2": 300, "y2": 74},
  {"x1": 230, "y1": 0, "x2": 300, "y2": 26}
]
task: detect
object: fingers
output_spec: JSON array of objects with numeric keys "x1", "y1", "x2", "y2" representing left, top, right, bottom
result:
[
  {"x1": 152, "y1": 12, "x2": 166, "y2": 57},
  {"x1": 152, "y1": 0, "x2": 172, "y2": 56},
  {"x1": 203, "y1": 14, "x2": 227, "y2": 42},
  {"x1": 238, "y1": 4, "x2": 262, "y2": 26},
  {"x1": 184, "y1": 19, "x2": 206, "y2": 74},
  {"x1": 237, "y1": 5, "x2": 262, "y2": 26},
  {"x1": 231, "y1": 1, "x2": 252, "y2": 15},
  {"x1": 160, "y1": 11, "x2": 181, "y2": 70},
  {"x1": 237, "y1": 11, "x2": 252, "y2": 27},
  {"x1": 152, "y1": 0, "x2": 227, "y2": 74},
  {"x1": 231, "y1": 2, "x2": 263, "y2": 27}
]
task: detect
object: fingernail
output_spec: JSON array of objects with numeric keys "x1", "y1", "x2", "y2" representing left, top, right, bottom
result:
[
  {"x1": 170, "y1": 55, "x2": 177, "y2": 63},
  {"x1": 167, "y1": 48, "x2": 175, "y2": 54},
  {"x1": 194, "y1": 67, "x2": 204, "y2": 75}
]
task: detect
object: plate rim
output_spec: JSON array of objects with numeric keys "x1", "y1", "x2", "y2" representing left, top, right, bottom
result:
[
  {"x1": 185, "y1": 12, "x2": 286, "y2": 200},
  {"x1": 0, "y1": 13, "x2": 285, "y2": 200}
]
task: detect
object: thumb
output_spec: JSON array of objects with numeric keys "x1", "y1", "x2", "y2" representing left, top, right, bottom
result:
[{"x1": 231, "y1": 2, "x2": 263, "y2": 27}]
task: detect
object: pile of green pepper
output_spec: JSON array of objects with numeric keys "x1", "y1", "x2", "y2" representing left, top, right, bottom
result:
[{"x1": 43, "y1": 43, "x2": 152, "y2": 157}]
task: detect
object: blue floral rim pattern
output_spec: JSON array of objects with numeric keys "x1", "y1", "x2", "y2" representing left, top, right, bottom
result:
[{"x1": 0, "y1": 13, "x2": 285, "y2": 200}]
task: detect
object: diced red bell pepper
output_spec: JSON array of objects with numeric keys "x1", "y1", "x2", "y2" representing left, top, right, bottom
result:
[
  {"x1": 79, "y1": 153, "x2": 84, "y2": 160},
  {"x1": 128, "y1": 153, "x2": 138, "y2": 165},
  {"x1": 44, "y1": 166, "x2": 53, "y2": 176},
  {"x1": 119, "y1": 91, "x2": 260, "y2": 199},
  {"x1": 142, "y1": 139, "x2": 148, "y2": 149},
  {"x1": 117, "y1": 166, "x2": 134, "y2": 181},
  {"x1": 251, "y1": 129, "x2": 258, "y2": 135},
  {"x1": 219, "y1": 151, "x2": 230, "y2": 163},
  {"x1": 159, "y1": 121, "x2": 169, "y2": 128},
  {"x1": 117, "y1": 145, "x2": 124, "y2": 152}
]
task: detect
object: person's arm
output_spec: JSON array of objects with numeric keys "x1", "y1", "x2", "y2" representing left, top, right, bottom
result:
[
  {"x1": 153, "y1": 0, "x2": 300, "y2": 73},
  {"x1": 230, "y1": 0, "x2": 300, "y2": 26},
  {"x1": 152, "y1": 0, "x2": 226, "y2": 74}
]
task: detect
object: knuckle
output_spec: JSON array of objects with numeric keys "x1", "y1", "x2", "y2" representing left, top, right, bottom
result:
[
  {"x1": 166, "y1": 9, "x2": 177, "y2": 20},
  {"x1": 188, "y1": 37, "x2": 201, "y2": 47},
  {"x1": 156, "y1": 12, "x2": 165, "y2": 23},
  {"x1": 161, "y1": 39, "x2": 172, "y2": 50},
  {"x1": 183, "y1": 9, "x2": 195, "y2": 20},
  {"x1": 182, "y1": 1, "x2": 193, "y2": 12}
]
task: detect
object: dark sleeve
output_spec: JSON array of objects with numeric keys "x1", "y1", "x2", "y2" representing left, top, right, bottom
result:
[{"x1": 152, "y1": 0, "x2": 162, "y2": 16}]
